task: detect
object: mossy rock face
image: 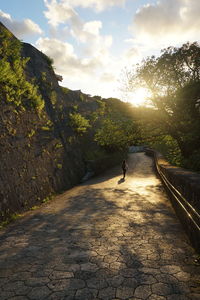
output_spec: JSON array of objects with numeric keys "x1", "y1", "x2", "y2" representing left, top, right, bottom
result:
[
  {"x1": 0, "y1": 23, "x2": 87, "y2": 222},
  {"x1": 0, "y1": 25, "x2": 45, "y2": 113},
  {"x1": 0, "y1": 22, "x2": 133, "y2": 223}
]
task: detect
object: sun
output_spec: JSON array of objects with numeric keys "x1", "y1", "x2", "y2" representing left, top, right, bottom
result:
[{"x1": 127, "y1": 88, "x2": 150, "y2": 106}]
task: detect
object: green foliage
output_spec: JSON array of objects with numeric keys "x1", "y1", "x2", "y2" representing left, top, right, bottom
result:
[
  {"x1": 90, "y1": 100, "x2": 106, "y2": 123},
  {"x1": 80, "y1": 94, "x2": 85, "y2": 101},
  {"x1": 67, "y1": 136, "x2": 75, "y2": 144},
  {"x1": 94, "y1": 119, "x2": 118, "y2": 149},
  {"x1": 150, "y1": 135, "x2": 182, "y2": 166},
  {"x1": 93, "y1": 95, "x2": 102, "y2": 100},
  {"x1": 46, "y1": 119, "x2": 53, "y2": 126},
  {"x1": 61, "y1": 86, "x2": 70, "y2": 94},
  {"x1": 0, "y1": 213, "x2": 22, "y2": 229},
  {"x1": 42, "y1": 194, "x2": 53, "y2": 203},
  {"x1": 94, "y1": 118, "x2": 136, "y2": 152},
  {"x1": 125, "y1": 42, "x2": 200, "y2": 170},
  {"x1": 51, "y1": 90, "x2": 57, "y2": 106},
  {"x1": 41, "y1": 126, "x2": 51, "y2": 131},
  {"x1": 69, "y1": 112, "x2": 90, "y2": 134},
  {"x1": 30, "y1": 205, "x2": 39, "y2": 210},
  {"x1": 0, "y1": 26, "x2": 44, "y2": 112},
  {"x1": 7, "y1": 126, "x2": 17, "y2": 136},
  {"x1": 93, "y1": 98, "x2": 141, "y2": 152},
  {"x1": 41, "y1": 72, "x2": 46, "y2": 81},
  {"x1": 28, "y1": 129, "x2": 35, "y2": 138},
  {"x1": 55, "y1": 142, "x2": 63, "y2": 149},
  {"x1": 127, "y1": 42, "x2": 200, "y2": 103},
  {"x1": 97, "y1": 100, "x2": 106, "y2": 115},
  {"x1": 0, "y1": 29, "x2": 21, "y2": 61}
]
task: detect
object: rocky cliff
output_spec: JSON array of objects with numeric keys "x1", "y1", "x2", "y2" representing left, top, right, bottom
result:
[{"x1": 0, "y1": 22, "x2": 120, "y2": 222}]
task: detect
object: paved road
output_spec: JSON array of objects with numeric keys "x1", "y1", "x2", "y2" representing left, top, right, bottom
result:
[{"x1": 0, "y1": 153, "x2": 200, "y2": 300}]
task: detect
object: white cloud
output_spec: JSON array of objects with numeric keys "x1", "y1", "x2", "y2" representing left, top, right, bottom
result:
[
  {"x1": 100, "y1": 72, "x2": 116, "y2": 82},
  {"x1": 0, "y1": 10, "x2": 43, "y2": 38},
  {"x1": 36, "y1": 37, "x2": 106, "y2": 76},
  {"x1": 43, "y1": 0, "x2": 126, "y2": 29},
  {"x1": 131, "y1": 0, "x2": 200, "y2": 48},
  {"x1": 41, "y1": 0, "x2": 124, "y2": 98},
  {"x1": 36, "y1": 36, "x2": 121, "y2": 98},
  {"x1": 83, "y1": 21, "x2": 102, "y2": 36},
  {"x1": 36, "y1": 37, "x2": 79, "y2": 75},
  {"x1": 48, "y1": 25, "x2": 71, "y2": 41},
  {"x1": 44, "y1": 0, "x2": 126, "y2": 13},
  {"x1": 67, "y1": 0, "x2": 126, "y2": 12},
  {"x1": 43, "y1": 0, "x2": 112, "y2": 50},
  {"x1": 70, "y1": 20, "x2": 103, "y2": 44},
  {"x1": 43, "y1": 0, "x2": 80, "y2": 27},
  {"x1": 125, "y1": 47, "x2": 140, "y2": 61},
  {"x1": 43, "y1": 0, "x2": 113, "y2": 65},
  {"x1": 61, "y1": 74, "x2": 119, "y2": 98}
]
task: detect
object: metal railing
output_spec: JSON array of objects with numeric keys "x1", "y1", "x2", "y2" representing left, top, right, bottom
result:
[{"x1": 147, "y1": 149, "x2": 200, "y2": 252}]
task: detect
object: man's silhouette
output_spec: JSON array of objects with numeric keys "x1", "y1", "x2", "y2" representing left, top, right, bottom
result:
[{"x1": 122, "y1": 159, "x2": 128, "y2": 179}]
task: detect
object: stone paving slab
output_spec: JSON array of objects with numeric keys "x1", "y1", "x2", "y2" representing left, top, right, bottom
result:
[{"x1": 0, "y1": 153, "x2": 200, "y2": 300}]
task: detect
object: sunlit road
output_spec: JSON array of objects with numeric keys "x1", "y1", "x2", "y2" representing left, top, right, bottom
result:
[{"x1": 0, "y1": 153, "x2": 200, "y2": 300}]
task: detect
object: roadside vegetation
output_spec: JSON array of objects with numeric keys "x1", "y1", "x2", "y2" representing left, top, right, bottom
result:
[
  {"x1": 124, "y1": 42, "x2": 200, "y2": 171},
  {"x1": 0, "y1": 27, "x2": 44, "y2": 112}
]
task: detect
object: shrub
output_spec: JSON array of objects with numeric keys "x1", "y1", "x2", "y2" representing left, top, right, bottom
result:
[
  {"x1": 0, "y1": 26, "x2": 44, "y2": 113},
  {"x1": 69, "y1": 112, "x2": 90, "y2": 134}
]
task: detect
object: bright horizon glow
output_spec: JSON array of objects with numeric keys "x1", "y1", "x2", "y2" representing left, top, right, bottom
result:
[
  {"x1": 1, "y1": 0, "x2": 200, "y2": 102},
  {"x1": 126, "y1": 87, "x2": 150, "y2": 106}
]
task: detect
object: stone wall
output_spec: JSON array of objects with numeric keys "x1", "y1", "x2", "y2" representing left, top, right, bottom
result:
[
  {"x1": 0, "y1": 101, "x2": 86, "y2": 220},
  {"x1": 86, "y1": 151, "x2": 126, "y2": 176},
  {"x1": 0, "y1": 24, "x2": 123, "y2": 222},
  {"x1": 146, "y1": 149, "x2": 200, "y2": 253},
  {"x1": 0, "y1": 26, "x2": 89, "y2": 221}
]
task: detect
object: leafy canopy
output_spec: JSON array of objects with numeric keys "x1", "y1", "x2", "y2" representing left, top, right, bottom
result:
[
  {"x1": 125, "y1": 42, "x2": 200, "y2": 168},
  {"x1": 94, "y1": 98, "x2": 140, "y2": 152}
]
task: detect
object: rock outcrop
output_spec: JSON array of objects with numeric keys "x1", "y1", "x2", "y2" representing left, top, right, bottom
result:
[{"x1": 0, "y1": 22, "x2": 120, "y2": 221}]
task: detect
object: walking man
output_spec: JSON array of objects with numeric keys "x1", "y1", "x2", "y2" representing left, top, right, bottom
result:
[{"x1": 122, "y1": 159, "x2": 128, "y2": 179}]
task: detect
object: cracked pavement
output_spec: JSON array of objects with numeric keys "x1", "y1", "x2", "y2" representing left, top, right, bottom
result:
[{"x1": 0, "y1": 153, "x2": 200, "y2": 300}]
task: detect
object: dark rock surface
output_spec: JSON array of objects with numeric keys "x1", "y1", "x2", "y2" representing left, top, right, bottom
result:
[{"x1": 0, "y1": 23, "x2": 121, "y2": 221}]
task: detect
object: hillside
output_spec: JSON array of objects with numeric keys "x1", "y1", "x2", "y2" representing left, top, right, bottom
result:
[{"x1": 0, "y1": 22, "x2": 134, "y2": 222}]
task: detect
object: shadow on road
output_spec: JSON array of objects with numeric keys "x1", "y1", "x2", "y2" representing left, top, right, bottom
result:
[
  {"x1": 118, "y1": 178, "x2": 125, "y2": 184},
  {"x1": 0, "y1": 153, "x2": 199, "y2": 299}
]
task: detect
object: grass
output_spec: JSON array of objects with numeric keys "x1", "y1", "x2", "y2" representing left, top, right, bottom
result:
[
  {"x1": 0, "y1": 213, "x2": 23, "y2": 229},
  {"x1": 0, "y1": 193, "x2": 55, "y2": 229}
]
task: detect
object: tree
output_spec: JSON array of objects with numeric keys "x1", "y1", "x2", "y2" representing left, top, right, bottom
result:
[
  {"x1": 94, "y1": 98, "x2": 140, "y2": 152},
  {"x1": 125, "y1": 42, "x2": 200, "y2": 162},
  {"x1": 94, "y1": 119, "x2": 132, "y2": 151}
]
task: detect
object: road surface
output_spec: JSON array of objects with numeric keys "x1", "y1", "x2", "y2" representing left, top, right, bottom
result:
[{"x1": 0, "y1": 153, "x2": 200, "y2": 300}]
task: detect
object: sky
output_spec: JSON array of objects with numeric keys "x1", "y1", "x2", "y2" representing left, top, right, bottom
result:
[{"x1": 0, "y1": 0, "x2": 200, "y2": 105}]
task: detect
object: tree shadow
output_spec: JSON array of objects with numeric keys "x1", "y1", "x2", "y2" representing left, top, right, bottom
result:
[{"x1": 0, "y1": 157, "x2": 199, "y2": 299}]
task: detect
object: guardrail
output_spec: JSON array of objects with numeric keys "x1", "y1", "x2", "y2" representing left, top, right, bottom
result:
[{"x1": 146, "y1": 148, "x2": 200, "y2": 253}]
